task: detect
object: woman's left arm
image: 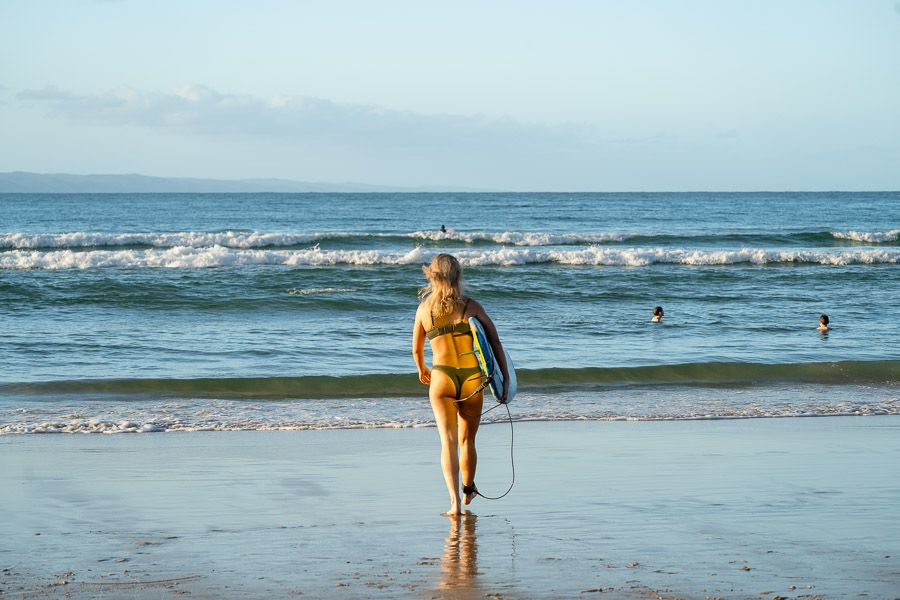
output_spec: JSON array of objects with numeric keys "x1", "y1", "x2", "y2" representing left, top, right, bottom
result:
[{"x1": 469, "y1": 300, "x2": 510, "y2": 402}]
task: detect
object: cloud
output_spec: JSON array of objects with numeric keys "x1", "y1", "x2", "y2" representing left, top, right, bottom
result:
[
  {"x1": 895, "y1": 1, "x2": 900, "y2": 16},
  {"x1": 609, "y1": 130, "x2": 678, "y2": 145},
  {"x1": 17, "y1": 84, "x2": 580, "y2": 151}
]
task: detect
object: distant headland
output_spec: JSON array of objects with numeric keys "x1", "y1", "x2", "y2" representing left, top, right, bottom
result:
[{"x1": 0, "y1": 172, "x2": 481, "y2": 193}]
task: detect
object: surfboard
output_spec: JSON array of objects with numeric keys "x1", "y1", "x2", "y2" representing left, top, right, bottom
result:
[{"x1": 468, "y1": 317, "x2": 517, "y2": 404}]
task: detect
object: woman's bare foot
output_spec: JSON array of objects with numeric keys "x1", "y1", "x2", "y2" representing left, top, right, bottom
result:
[{"x1": 443, "y1": 498, "x2": 462, "y2": 516}]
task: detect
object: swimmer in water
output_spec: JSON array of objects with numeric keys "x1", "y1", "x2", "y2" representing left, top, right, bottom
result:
[
  {"x1": 440, "y1": 224, "x2": 447, "y2": 233},
  {"x1": 651, "y1": 306, "x2": 664, "y2": 323},
  {"x1": 818, "y1": 314, "x2": 830, "y2": 333}
]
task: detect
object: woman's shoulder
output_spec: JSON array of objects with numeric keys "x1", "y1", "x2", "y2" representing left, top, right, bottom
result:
[{"x1": 462, "y1": 296, "x2": 485, "y2": 314}]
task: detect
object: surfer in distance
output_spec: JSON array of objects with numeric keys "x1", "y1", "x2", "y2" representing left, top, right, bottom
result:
[
  {"x1": 651, "y1": 306, "x2": 664, "y2": 323},
  {"x1": 440, "y1": 224, "x2": 447, "y2": 233},
  {"x1": 818, "y1": 314, "x2": 830, "y2": 333},
  {"x1": 413, "y1": 253, "x2": 510, "y2": 516}
]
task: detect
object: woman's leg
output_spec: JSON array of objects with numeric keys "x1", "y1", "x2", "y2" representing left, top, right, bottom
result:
[
  {"x1": 430, "y1": 382, "x2": 462, "y2": 515},
  {"x1": 457, "y1": 386, "x2": 484, "y2": 505}
]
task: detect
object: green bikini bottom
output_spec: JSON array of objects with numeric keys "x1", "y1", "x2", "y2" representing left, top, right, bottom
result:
[{"x1": 432, "y1": 364, "x2": 483, "y2": 401}]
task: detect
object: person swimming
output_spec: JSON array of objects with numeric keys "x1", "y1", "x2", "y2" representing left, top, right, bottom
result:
[
  {"x1": 412, "y1": 254, "x2": 509, "y2": 516},
  {"x1": 440, "y1": 224, "x2": 447, "y2": 233},
  {"x1": 818, "y1": 313, "x2": 830, "y2": 333},
  {"x1": 651, "y1": 306, "x2": 664, "y2": 323}
]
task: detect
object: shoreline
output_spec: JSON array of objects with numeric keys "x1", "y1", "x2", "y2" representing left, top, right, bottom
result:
[
  {"x1": 3, "y1": 417, "x2": 899, "y2": 598},
  {"x1": 3, "y1": 379, "x2": 898, "y2": 435}
]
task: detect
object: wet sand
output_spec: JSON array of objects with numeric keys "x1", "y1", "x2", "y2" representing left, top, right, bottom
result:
[{"x1": 2, "y1": 417, "x2": 899, "y2": 599}]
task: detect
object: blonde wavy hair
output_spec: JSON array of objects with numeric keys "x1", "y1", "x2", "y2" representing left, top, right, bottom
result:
[{"x1": 419, "y1": 254, "x2": 464, "y2": 318}]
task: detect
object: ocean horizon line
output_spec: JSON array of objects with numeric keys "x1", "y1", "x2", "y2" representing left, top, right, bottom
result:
[{"x1": 1, "y1": 172, "x2": 898, "y2": 194}]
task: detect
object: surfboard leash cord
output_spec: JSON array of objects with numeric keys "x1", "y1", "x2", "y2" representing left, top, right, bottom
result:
[
  {"x1": 454, "y1": 375, "x2": 515, "y2": 500},
  {"x1": 472, "y1": 400, "x2": 515, "y2": 501}
]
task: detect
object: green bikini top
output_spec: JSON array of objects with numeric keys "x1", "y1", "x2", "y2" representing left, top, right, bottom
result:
[{"x1": 426, "y1": 299, "x2": 471, "y2": 340}]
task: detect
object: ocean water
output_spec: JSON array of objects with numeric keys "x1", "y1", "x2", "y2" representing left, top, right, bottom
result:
[{"x1": 1, "y1": 192, "x2": 898, "y2": 433}]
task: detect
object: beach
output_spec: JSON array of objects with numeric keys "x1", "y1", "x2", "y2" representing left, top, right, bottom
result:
[{"x1": 4, "y1": 416, "x2": 899, "y2": 599}]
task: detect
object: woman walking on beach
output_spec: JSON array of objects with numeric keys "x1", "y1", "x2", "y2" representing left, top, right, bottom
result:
[{"x1": 413, "y1": 254, "x2": 509, "y2": 515}]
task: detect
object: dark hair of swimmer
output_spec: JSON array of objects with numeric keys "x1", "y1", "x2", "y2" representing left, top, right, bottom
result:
[
  {"x1": 653, "y1": 306, "x2": 664, "y2": 317},
  {"x1": 820, "y1": 314, "x2": 829, "y2": 326}
]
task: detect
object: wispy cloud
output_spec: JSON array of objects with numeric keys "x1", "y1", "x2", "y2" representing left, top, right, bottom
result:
[
  {"x1": 17, "y1": 84, "x2": 579, "y2": 150},
  {"x1": 609, "y1": 130, "x2": 678, "y2": 145}
]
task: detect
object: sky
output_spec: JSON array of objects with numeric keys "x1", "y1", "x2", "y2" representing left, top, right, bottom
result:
[{"x1": 1, "y1": 0, "x2": 898, "y2": 190}]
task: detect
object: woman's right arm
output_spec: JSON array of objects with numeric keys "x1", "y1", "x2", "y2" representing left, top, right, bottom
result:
[{"x1": 412, "y1": 305, "x2": 431, "y2": 385}]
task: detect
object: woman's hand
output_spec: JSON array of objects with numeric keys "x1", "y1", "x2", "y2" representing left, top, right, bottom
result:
[
  {"x1": 418, "y1": 367, "x2": 431, "y2": 385},
  {"x1": 500, "y1": 379, "x2": 510, "y2": 403}
]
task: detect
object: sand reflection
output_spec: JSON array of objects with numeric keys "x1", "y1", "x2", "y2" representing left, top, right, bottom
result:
[{"x1": 439, "y1": 513, "x2": 479, "y2": 592}]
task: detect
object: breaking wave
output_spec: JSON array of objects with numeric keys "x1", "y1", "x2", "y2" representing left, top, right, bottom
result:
[
  {"x1": 2, "y1": 228, "x2": 899, "y2": 250},
  {"x1": 830, "y1": 229, "x2": 900, "y2": 243},
  {"x1": 4, "y1": 360, "x2": 897, "y2": 400},
  {"x1": 3, "y1": 245, "x2": 899, "y2": 269},
  {"x1": 0, "y1": 230, "x2": 630, "y2": 249}
]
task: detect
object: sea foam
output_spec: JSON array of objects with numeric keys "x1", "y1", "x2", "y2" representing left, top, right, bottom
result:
[
  {"x1": 2, "y1": 245, "x2": 899, "y2": 269},
  {"x1": 3, "y1": 228, "x2": 899, "y2": 251},
  {"x1": 1, "y1": 386, "x2": 897, "y2": 435},
  {"x1": 0, "y1": 230, "x2": 631, "y2": 249},
  {"x1": 831, "y1": 229, "x2": 900, "y2": 243}
]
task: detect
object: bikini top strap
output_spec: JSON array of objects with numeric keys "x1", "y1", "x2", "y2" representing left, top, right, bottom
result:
[{"x1": 431, "y1": 298, "x2": 469, "y2": 327}]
